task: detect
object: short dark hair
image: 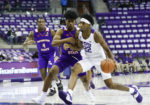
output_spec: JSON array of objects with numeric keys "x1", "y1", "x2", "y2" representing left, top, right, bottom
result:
[
  {"x1": 64, "y1": 10, "x2": 78, "y2": 20},
  {"x1": 81, "y1": 14, "x2": 94, "y2": 25},
  {"x1": 36, "y1": 17, "x2": 45, "y2": 23}
]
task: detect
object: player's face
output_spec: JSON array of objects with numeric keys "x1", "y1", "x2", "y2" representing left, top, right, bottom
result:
[
  {"x1": 79, "y1": 22, "x2": 90, "y2": 31},
  {"x1": 37, "y1": 19, "x2": 45, "y2": 29},
  {"x1": 65, "y1": 19, "x2": 75, "y2": 31}
]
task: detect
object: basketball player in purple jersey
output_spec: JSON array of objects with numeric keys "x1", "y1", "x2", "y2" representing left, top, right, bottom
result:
[
  {"x1": 59, "y1": 14, "x2": 143, "y2": 104},
  {"x1": 23, "y1": 17, "x2": 63, "y2": 96},
  {"x1": 32, "y1": 10, "x2": 94, "y2": 104}
]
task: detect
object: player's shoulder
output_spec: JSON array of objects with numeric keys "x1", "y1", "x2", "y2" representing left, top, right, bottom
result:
[
  {"x1": 93, "y1": 30, "x2": 104, "y2": 42},
  {"x1": 57, "y1": 27, "x2": 65, "y2": 32},
  {"x1": 94, "y1": 30, "x2": 103, "y2": 37}
]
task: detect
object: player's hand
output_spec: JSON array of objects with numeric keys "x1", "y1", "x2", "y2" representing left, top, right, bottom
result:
[
  {"x1": 68, "y1": 37, "x2": 75, "y2": 45},
  {"x1": 63, "y1": 43, "x2": 70, "y2": 50},
  {"x1": 25, "y1": 40, "x2": 35, "y2": 45}
]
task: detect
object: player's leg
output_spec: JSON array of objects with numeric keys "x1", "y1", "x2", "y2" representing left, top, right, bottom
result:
[
  {"x1": 43, "y1": 65, "x2": 60, "y2": 92},
  {"x1": 47, "y1": 67, "x2": 63, "y2": 96},
  {"x1": 50, "y1": 55, "x2": 63, "y2": 90},
  {"x1": 32, "y1": 65, "x2": 60, "y2": 103},
  {"x1": 68, "y1": 63, "x2": 84, "y2": 90},
  {"x1": 59, "y1": 63, "x2": 83, "y2": 104},
  {"x1": 40, "y1": 68, "x2": 47, "y2": 80},
  {"x1": 97, "y1": 63, "x2": 143, "y2": 103},
  {"x1": 104, "y1": 78, "x2": 129, "y2": 91},
  {"x1": 104, "y1": 78, "x2": 142, "y2": 103},
  {"x1": 59, "y1": 59, "x2": 92, "y2": 104},
  {"x1": 47, "y1": 56, "x2": 63, "y2": 96},
  {"x1": 90, "y1": 69, "x2": 95, "y2": 89},
  {"x1": 79, "y1": 71, "x2": 91, "y2": 91},
  {"x1": 32, "y1": 55, "x2": 71, "y2": 103},
  {"x1": 79, "y1": 70, "x2": 95, "y2": 103},
  {"x1": 47, "y1": 68, "x2": 56, "y2": 96},
  {"x1": 38, "y1": 56, "x2": 47, "y2": 80},
  {"x1": 32, "y1": 55, "x2": 58, "y2": 103}
]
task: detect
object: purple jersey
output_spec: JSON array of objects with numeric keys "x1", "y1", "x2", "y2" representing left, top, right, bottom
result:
[
  {"x1": 61, "y1": 27, "x2": 81, "y2": 58},
  {"x1": 33, "y1": 28, "x2": 55, "y2": 55},
  {"x1": 54, "y1": 27, "x2": 82, "y2": 73}
]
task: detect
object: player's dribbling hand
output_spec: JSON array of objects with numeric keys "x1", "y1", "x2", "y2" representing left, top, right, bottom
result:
[{"x1": 63, "y1": 43, "x2": 70, "y2": 50}]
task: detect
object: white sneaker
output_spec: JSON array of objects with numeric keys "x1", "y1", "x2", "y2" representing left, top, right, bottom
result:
[
  {"x1": 86, "y1": 90, "x2": 95, "y2": 104},
  {"x1": 130, "y1": 85, "x2": 143, "y2": 103},
  {"x1": 32, "y1": 94, "x2": 46, "y2": 104}
]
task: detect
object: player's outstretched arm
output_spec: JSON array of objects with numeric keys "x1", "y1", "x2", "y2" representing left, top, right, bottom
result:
[
  {"x1": 23, "y1": 31, "x2": 35, "y2": 46},
  {"x1": 52, "y1": 29, "x2": 75, "y2": 46},
  {"x1": 65, "y1": 30, "x2": 83, "y2": 51},
  {"x1": 63, "y1": 43, "x2": 82, "y2": 51},
  {"x1": 94, "y1": 31, "x2": 114, "y2": 60},
  {"x1": 23, "y1": 31, "x2": 35, "y2": 51}
]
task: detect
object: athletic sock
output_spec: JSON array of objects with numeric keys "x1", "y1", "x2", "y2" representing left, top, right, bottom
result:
[
  {"x1": 68, "y1": 89, "x2": 73, "y2": 96},
  {"x1": 129, "y1": 87, "x2": 135, "y2": 94}
]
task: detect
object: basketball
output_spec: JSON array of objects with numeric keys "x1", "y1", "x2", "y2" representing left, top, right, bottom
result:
[{"x1": 101, "y1": 58, "x2": 116, "y2": 73}]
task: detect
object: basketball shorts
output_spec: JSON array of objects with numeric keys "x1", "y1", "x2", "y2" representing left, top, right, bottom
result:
[
  {"x1": 38, "y1": 53, "x2": 54, "y2": 70},
  {"x1": 54, "y1": 54, "x2": 87, "y2": 76},
  {"x1": 55, "y1": 54, "x2": 81, "y2": 73},
  {"x1": 78, "y1": 57, "x2": 111, "y2": 80}
]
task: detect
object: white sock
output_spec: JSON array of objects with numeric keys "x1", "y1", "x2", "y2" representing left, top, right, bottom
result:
[
  {"x1": 129, "y1": 87, "x2": 135, "y2": 94},
  {"x1": 52, "y1": 80, "x2": 56, "y2": 87},
  {"x1": 86, "y1": 90, "x2": 95, "y2": 103},
  {"x1": 86, "y1": 89, "x2": 93, "y2": 96},
  {"x1": 68, "y1": 89, "x2": 73, "y2": 96}
]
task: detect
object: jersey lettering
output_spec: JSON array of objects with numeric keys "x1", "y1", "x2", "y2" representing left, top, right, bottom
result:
[{"x1": 83, "y1": 42, "x2": 92, "y2": 53}]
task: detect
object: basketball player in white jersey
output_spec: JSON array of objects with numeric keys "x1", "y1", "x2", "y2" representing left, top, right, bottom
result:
[{"x1": 59, "y1": 14, "x2": 143, "y2": 104}]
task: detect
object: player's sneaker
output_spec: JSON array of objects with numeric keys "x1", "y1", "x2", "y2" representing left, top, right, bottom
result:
[
  {"x1": 47, "y1": 88, "x2": 56, "y2": 96},
  {"x1": 130, "y1": 85, "x2": 143, "y2": 103},
  {"x1": 90, "y1": 81, "x2": 95, "y2": 89},
  {"x1": 32, "y1": 93, "x2": 46, "y2": 104},
  {"x1": 86, "y1": 90, "x2": 95, "y2": 104},
  {"x1": 57, "y1": 80, "x2": 63, "y2": 90},
  {"x1": 59, "y1": 90, "x2": 72, "y2": 105}
]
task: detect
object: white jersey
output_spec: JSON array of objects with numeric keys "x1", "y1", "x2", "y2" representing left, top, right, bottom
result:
[{"x1": 78, "y1": 29, "x2": 106, "y2": 59}]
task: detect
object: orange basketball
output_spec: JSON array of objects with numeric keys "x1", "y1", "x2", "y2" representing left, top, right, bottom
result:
[{"x1": 101, "y1": 58, "x2": 116, "y2": 73}]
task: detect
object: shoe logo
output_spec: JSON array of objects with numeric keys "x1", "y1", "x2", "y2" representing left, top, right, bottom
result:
[{"x1": 66, "y1": 92, "x2": 72, "y2": 102}]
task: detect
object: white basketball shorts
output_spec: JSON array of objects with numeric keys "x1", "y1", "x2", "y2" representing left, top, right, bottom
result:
[{"x1": 78, "y1": 57, "x2": 111, "y2": 80}]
